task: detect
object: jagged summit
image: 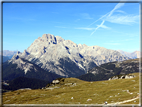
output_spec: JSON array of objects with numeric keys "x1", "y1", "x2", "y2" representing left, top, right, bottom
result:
[
  {"x1": 41, "y1": 34, "x2": 57, "y2": 44},
  {"x1": 9, "y1": 33, "x2": 129, "y2": 77},
  {"x1": 16, "y1": 51, "x2": 21, "y2": 55}
]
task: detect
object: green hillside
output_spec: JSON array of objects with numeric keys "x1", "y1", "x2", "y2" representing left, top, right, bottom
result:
[{"x1": 3, "y1": 72, "x2": 140, "y2": 105}]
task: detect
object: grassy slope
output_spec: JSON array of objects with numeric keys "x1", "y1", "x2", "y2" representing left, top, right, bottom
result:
[{"x1": 3, "y1": 73, "x2": 140, "y2": 105}]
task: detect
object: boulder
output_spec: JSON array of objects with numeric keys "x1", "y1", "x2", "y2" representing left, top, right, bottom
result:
[{"x1": 52, "y1": 80, "x2": 60, "y2": 84}]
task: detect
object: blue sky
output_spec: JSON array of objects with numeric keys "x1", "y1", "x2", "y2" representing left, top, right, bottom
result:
[{"x1": 3, "y1": 3, "x2": 140, "y2": 53}]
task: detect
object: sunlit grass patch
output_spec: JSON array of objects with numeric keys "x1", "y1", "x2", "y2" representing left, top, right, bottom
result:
[{"x1": 3, "y1": 73, "x2": 139, "y2": 104}]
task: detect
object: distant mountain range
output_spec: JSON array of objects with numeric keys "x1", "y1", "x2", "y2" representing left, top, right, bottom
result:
[
  {"x1": 1, "y1": 49, "x2": 140, "y2": 63},
  {"x1": 0, "y1": 50, "x2": 17, "y2": 63},
  {"x1": 1, "y1": 50, "x2": 17, "y2": 59},
  {"x1": 117, "y1": 50, "x2": 140, "y2": 59},
  {"x1": 0, "y1": 55, "x2": 9, "y2": 63}
]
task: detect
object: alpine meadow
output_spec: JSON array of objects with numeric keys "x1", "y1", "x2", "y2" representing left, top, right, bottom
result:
[{"x1": 2, "y1": 2, "x2": 141, "y2": 106}]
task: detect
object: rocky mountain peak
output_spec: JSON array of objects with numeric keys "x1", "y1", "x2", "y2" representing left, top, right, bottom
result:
[
  {"x1": 41, "y1": 34, "x2": 65, "y2": 44},
  {"x1": 9, "y1": 55, "x2": 37, "y2": 74},
  {"x1": 23, "y1": 49, "x2": 26, "y2": 52},
  {"x1": 83, "y1": 44, "x2": 87, "y2": 47},
  {"x1": 42, "y1": 34, "x2": 53, "y2": 39},
  {"x1": 41, "y1": 34, "x2": 57, "y2": 44},
  {"x1": 132, "y1": 51, "x2": 140, "y2": 58},
  {"x1": 16, "y1": 51, "x2": 21, "y2": 55},
  {"x1": 8, "y1": 33, "x2": 129, "y2": 77},
  {"x1": 63, "y1": 40, "x2": 77, "y2": 48},
  {"x1": 55, "y1": 36, "x2": 65, "y2": 43}
]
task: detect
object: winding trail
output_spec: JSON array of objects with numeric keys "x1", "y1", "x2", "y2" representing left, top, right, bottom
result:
[{"x1": 108, "y1": 94, "x2": 140, "y2": 105}]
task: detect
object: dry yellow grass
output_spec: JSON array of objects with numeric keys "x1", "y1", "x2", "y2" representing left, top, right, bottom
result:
[{"x1": 2, "y1": 73, "x2": 140, "y2": 105}]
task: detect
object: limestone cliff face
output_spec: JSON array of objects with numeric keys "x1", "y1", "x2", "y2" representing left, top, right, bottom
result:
[{"x1": 10, "y1": 34, "x2": 129, "y2": 77}]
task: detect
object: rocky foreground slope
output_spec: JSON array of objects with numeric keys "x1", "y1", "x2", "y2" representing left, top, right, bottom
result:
[{"x1": 6, "y1": 34, "x2": 129, "y2": 78}]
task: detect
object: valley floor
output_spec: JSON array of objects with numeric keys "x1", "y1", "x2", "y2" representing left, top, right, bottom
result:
[{"x1": 2, "y1": 73, "x2": 140, "y2": 105}]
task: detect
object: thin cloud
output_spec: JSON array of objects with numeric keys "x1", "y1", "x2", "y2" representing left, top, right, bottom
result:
[
  {"x1": 96, "y1": 24, "x2": 111, "y2": 30},
  {"x1": 115, "y1": 10, "x2": 126, "y2": 14},
  {"x1": 88, "y1": 3, "x2": 125, "y2": 28},
  {"x1": 75, "y1": 21, "x2": 110, "y2": 32},
  {"x1": 89, "y1": 3, "x2": 126, "y2": 36},
  {"x1": 108, "y1": 3, "x2": 125, "y2": 17},
  {"x1": 81, "y1": 13, "x2": 93, "y2": 19},
  {"x1": 105, "y1": 15, "x2": 139, "y2": 25},
  {"x1": 78, "y1": 3, "x2": 138, "y2": 36},
  {"x1": 90, "y1": 20, "x2": 106, "y2": 36},
  {"x1": 87, "y1": 12, "x2": 109, "y2": 27}
]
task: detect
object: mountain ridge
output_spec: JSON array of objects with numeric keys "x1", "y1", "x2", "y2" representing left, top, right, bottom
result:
[
  {"x1": 77, "y1": 58, "x2": 139, "y2": 81},
  {"x1": 1, "y1": 50, "x2": 17, "y2": 59},
  {"x1": 7, "y1": 34, "x2": 129, "y2": 78},
  {"x1": 3, "y1": 58, "x2": 62, "y2": 82},
  {"x1": 117, "y1": 50, "x2": 141, "y2": 59}
]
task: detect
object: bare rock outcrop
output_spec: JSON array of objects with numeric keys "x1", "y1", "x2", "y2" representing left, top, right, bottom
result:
[
  {"x1": 9, "y1": 34, "x2": 129, "y2": 77},
  {"x1": 108, "y1": 74, "x2": 135, "y2": 80}
]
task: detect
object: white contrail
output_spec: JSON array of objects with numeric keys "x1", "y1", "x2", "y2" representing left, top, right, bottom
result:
[
  {"x1": 108, "y1": 3, "x2": 125, "y2": 17},
  {"x1": 90, "y1": 3, "x2": 125, "y2": 36},
  {"x1": 90, "y1": 20, "x2": 105, "y2": 36},
  {"x1": 88, "y1": 12, "x2": 109, "y2": 27}
]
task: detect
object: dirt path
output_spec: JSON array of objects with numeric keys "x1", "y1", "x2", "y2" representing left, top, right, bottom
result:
[{"x1": 108, "y1": 95, "x2": 139, "y2": 105}]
